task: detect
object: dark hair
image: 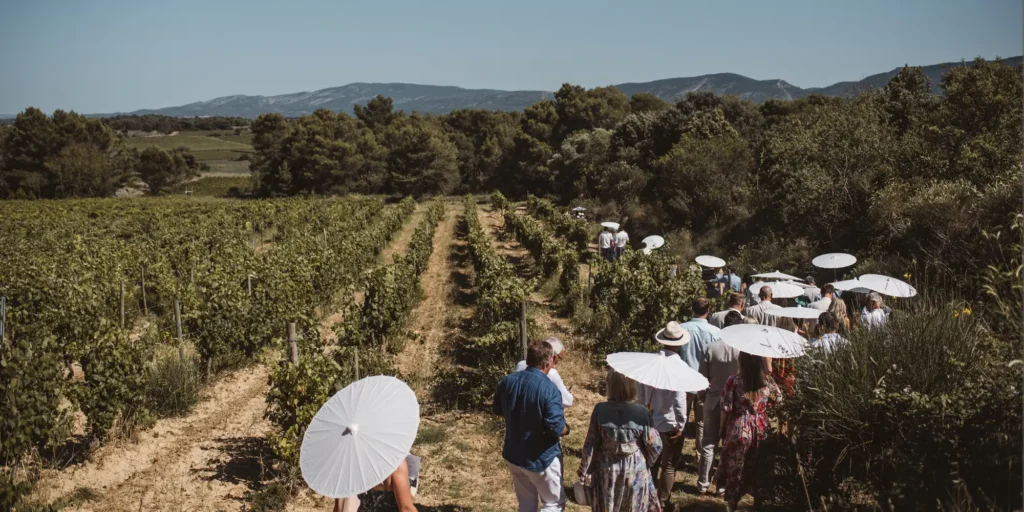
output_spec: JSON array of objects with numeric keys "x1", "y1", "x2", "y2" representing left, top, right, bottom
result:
[
  {"x1": 727, "y1": 292, "x2": 745, "y2": 308},
  {"x1": 739, "y1": 352, "x2": 768, "y2": 393},
  {"x1": 817, "y1": 311, "x2": 841, "y2": 335},
  {"x1": 822, "y1": 284, "x2": 835, "y2": 296},
  {"x1": 526, "y1": 341, "x2": 554, "y2": 369},
  {"x1": 742, "y1": 273, "x2": 753, "y2": 285},
  {"x1": 691, "y1": 297, "x2": 711, "y2": 317},
  {"x1": 724, "y1": 310, "x2": 745, "y2": 327}
]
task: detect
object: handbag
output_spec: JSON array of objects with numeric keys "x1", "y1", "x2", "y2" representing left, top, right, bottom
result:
[{"x1": 572, "y1": 476, "x2": 593, "y2": 507}]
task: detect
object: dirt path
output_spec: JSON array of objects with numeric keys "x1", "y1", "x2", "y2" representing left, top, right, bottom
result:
[{"x1": 34, "y1": 366, "x2": 272, "y2": 512}]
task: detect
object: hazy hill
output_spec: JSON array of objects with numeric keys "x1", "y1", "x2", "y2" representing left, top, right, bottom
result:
[{"x1": 3, "y1": 56, "x2": 1014, "y2": 119}]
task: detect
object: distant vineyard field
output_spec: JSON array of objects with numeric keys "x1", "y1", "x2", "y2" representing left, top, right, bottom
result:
[{"x1": 124, "y1": 130, "x2": 254, "y2": 172}]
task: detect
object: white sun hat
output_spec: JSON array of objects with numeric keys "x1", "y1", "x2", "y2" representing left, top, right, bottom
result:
[
  {"x1": 654, "y1": 321, "x2": 691, "y2": 346},
  {"x1": 720, "y1": 324, "x2": 807, "y2": 359},
  {"x1": 607, "y1": 352, "x2": 709, "y2": 392},
  {"x1": 300, "y1": 376, "x2": 420, "y2": 499}
]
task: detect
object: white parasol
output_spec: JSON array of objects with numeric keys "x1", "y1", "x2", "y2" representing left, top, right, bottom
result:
[
  {"x1": 783, "y1": 280, "x2": 816, "y2": 290},
  {"x1": 751, "y1": 281, "x2": 805, "y2": 299},
  {"x1": 695, "y1": 255, "x2": 726, "y2": 268},
  {"x1": 606, "y1": 352, "x2": 709, "y2": 392},
  {"x1": 765, "y1": 307, "x2": 826, "y2": 319},
  {"x1": 641, "y1": 235, "x2": 665, "y2": 250},
  {"x1": 830, "y1": 278, "x2": 871, "y2": 293},
  {"x1": 572, "y1": 206, "x2": 586, "y2": 212},
  {"x1": 720, "y1": 324, "x2": 807, "y2": 359},
  {"x1": 300, "y1": 376, "x2": 420, "y2": 499},
  {"x1": 752, "y1": 270, "x2": 803, "y2": 281},
  {"x1": 600, "y1": 221, "x2": 620, "y2": 230},
  {"x1": 858, "y1": 274, "x2": 917, "y2": 298},
  {"x1": 812, "y1": 253, "x2": 857, "y2": 269}
]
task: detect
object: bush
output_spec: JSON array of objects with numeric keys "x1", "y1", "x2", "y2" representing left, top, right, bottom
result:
[
  {"x1": 586, "y1": 250, "x2": 704, "y2": 356},
  {"x1": 782, "y1": 295, "x2": 1022, "y2": 509},
  {"x1": 76, "y1": 327, "x2": 151, "y2": 441}
]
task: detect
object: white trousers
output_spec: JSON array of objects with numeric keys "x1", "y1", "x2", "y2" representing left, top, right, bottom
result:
[{"x1": 507, "y1": 457, "x2": 565, "y2": 512}]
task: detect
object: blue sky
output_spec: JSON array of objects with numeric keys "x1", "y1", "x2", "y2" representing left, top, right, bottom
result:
[{"x1": 0, "y1": 0, "x2": 1020, "y2": 114}]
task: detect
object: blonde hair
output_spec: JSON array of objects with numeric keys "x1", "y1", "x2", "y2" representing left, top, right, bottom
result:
[{"x1": 606, "y1": 369, "x2": 637, "y2": 402}]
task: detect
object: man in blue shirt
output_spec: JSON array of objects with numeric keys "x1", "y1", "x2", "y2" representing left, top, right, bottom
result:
[
  {"x1": 679, "y1": 297, "x2": 722, "y2": 474},
  {"x1": 493, "y1": 340, "x2": 569, "y2": 512}
]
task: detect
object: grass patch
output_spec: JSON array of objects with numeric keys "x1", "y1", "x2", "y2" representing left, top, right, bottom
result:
[
  {"x1": 145, "y1": 345, "x2": 202, "y2": 417},
  {"x1": 415, "y1": 423, "x2": 449, "y2": 446}
]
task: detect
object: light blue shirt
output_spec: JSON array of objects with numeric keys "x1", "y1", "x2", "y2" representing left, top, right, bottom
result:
[{"x1": 679, "y1": 318, "x2": 721, "y2": 371}]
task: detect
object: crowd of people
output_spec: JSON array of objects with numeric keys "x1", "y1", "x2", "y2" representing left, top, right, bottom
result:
[{"x1": 491, "y1": 272, "x2": 892, "y2": 512}]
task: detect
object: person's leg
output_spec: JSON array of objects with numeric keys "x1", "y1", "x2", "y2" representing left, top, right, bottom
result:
[
  {"x1": 656, "y1": 431, "x2": 681, "y2": 507},
  {"x1": 697, "y1": 403, "x2": 720, "y2": 493},
  {"x1": 693, "y1": 395, "x2": 705, "y2": 465},
  {"x1": 535, "y1": 457, "x2": 566, "y2": 512},
  {"x1": 507, "y1": 462, "x2": 540, "y2": 512}
]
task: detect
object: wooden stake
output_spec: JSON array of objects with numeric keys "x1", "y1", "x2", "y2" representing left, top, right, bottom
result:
[
  {"x1": 354, "y1": 347, "x2": 360, "y2": 380},
  {"x1": 247, "y1": 274, "x2": 252, "y2": 296},
  {"x1": 287, "y1": 322, "x2": 299, "y2": 366},
  {"x1": 119, "y1": 279, "x2": 125, "y2": 329},
  {"x1": 175, "y1": 299, "x2": 184, "y2": 359},
  {"x1": 0, "y1": 296, "x2": 6, "y2": 345},
  {"x1": 141, "y1": 267, "x2": 147, "y2": 315},
  {"x1": 520, "y1": 298, "x2": 528, "y2": 360}
]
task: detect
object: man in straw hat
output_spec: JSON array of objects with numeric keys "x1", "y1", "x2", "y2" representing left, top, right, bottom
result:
[
  {"x1": 514, "y1": 337, "x2": 574, "y2": 407},
  {"x1": 493, "y1": 340, "x2": 569, "y2": 512},
  {"x1": 636, "y1": 321, "x2": 690, "y2": 512}
]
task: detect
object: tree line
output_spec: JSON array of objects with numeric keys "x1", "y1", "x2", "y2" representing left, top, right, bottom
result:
[
  {"x1": 247, "y1": 57, "x2": 1022, "y2": 285},
  {"x1": 0, "y1": 108, "x2": 206, "y2": 198}
]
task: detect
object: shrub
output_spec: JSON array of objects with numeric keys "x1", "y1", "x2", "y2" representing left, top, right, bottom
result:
[
  {"x1": 76, "y1": 327, "x2": 151, "y2": 441},
  {"x1": 782, "y1": 295, "x2": 1022, "y2": 509}
]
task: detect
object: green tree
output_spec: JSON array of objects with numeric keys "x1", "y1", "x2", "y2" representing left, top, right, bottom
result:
[
  {"x1": 553, "y1": 84, "x2": 630, "y2": 144},
  {"x1": 629, "y1": 93, "x2": 670, "y2": 114},
  {"x1": 382, "y1": 115, "x2": 459, "y2": 196},
  {"x1": 44, "y1": 143, "x2": 132, "y2": 197},
  {"x1": 354, "y1": 95, "x2": 399, "y2": 130},
  {"x1": 136, "y1": 146, "x2": 202, "y2": 194}
]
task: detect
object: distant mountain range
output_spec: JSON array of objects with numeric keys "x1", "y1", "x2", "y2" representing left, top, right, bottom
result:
[{"x1": 4, "y1": 56, "x2": 1019, "y2": 119}]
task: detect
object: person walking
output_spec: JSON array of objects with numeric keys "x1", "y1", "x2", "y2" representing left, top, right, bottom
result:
[
  {"x1": 802, "y1": 276, "x2": 822, "y2": 303},
  {"x1": 808, "y1": 284, "x2": 835, "y2": 311},
  {"x1": 679, "y1": 298, "x2": 721, "y2": 470},
  {"x1": 810, "y1": 312, "x2": 849, "y2": 353},
  {"x1": 614, "y1": 228, "x2": 629, "y2": 260},
  {"x1": 744, "y1": 286, "x2": 779, "y2": 326},
  {"x1": 696, "y1": 311, "x2": 742, "y2": 496},
  {"x1": 636, "y1": 322, "x2": 690, "y2": 512},
  {"x1": 827, "y1": 296, "x2": 851, "y2": 333},
  {"x1": 709, "y1": 292, "x2": 745, "y2": 328},
  {"x1": 718, "y1": 352, "x2": 784, "y2": 511},
  {"x1": 599, "y1": 228, "x2": 615, "y2": 262},
  {"x1": 861, "y1": 292, "x2": 889, "y2": 330},
  {"x1": 577, "y1": 370, "x2": 663, "y2": 512},
  {"x1": 493, "y1": 341, "x2": 570, "y2": 512},
  {"x1": 515, "y1": 337, "x2": 574, "y2": 408}
]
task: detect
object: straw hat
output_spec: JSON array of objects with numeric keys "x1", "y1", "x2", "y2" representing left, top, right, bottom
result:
[{"x1": 654, "y1": 321, "x2": 691, "y2": 346}]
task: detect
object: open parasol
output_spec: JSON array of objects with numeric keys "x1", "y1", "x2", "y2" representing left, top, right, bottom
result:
[
  {"x1": 752, "y1": 270, "x2": 803, "y2": 281},
  {"x1": 812, "y1": 253, "x2": 857, "y2": 269},
  {"x1": 606, "y1": 352, "x2": 709, "y2": 392},
  {"x1": 765, "y1": 307, "x2": 826, "y2": 319},
  {"x1": 720, "y1": 324, "x2": 807, "y2": 359},
  {"x1": 600, "y1": 221, "x2": 620, "y2": 230},
  {"x1": 751, "y1": 281, "x2": 805, "y2": 299},
  {"x1": 858, "y1": 274, "x2": 917, "y2": 298},
  {"x1": 300, "y1": 376, "x2": 420, "y2": 499},
  {"x1": 695, "y1": 255, "x2": 726, "y2": 268}
]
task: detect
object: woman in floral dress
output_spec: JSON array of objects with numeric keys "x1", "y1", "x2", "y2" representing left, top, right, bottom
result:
[
  {"x1": 717, "y1": 352, "x2": 783, "y2": 511},
  {"x1": 577, "y1": 370, "x2": 663, "y2": 512}
]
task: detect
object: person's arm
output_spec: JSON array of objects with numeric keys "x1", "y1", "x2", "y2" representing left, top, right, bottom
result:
[
  {"x1": 670, "y1": 390, "x2": 686, "y2": 439},
  {"x1": 542, "y1": 383, "x2": 567, "y2": 438},
  {"x1": 697, "y1": 351, "x2": 710, "y2": 401},
  {"x1": 548, "y1": 369, "x2": 574, "y2": 407},
  {"x1": 577, "y1": 408, "x2": 599, "y2": 479},
  {"x1": 641, "y1": 423, "x2": 663, "y2": 468},
  {"x1": 387, "y1": 459, "x2": 417, "y2": 512}
]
